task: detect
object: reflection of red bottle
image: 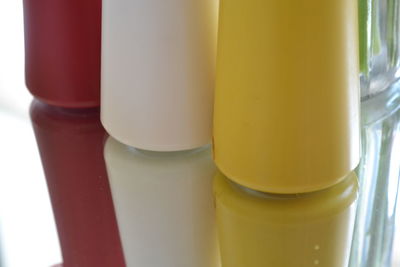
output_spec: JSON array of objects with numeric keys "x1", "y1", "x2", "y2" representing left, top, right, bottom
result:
[
  {"x1": 23, "y1": 0, "x2": 101, "y2": 108},
  {"x1": 30, "y1": 100, "x2": 125, "y2": 267}
]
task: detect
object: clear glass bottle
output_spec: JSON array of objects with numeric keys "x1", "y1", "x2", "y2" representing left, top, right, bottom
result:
[
  {"x1": 349, "y1": 80, "x2": 400, "y2": 267},
  {"x1": 351, "y1": 0, "x2": 400, "y2": 265},
  {"x1": 359, "y1": 0, "x2": 400, "y2": 99}
]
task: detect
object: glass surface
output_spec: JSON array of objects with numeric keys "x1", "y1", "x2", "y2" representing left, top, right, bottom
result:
[
  {"x1": 0, "y1": 1, "x2": 400, "y2": 267},
  {"x1": 360, "y1": 0, "x2": 400, "y2": 99},
  {"x1": 349, "y1": 80, "x2": 400, "y2": 267}
]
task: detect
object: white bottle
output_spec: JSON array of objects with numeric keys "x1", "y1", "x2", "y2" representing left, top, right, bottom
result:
[
  {"x1": 104, "y1": 137, "x2": 220, "y2": 267},
  {"x1": 101, "y1": 0, "x2": 218, "y2": 151}
]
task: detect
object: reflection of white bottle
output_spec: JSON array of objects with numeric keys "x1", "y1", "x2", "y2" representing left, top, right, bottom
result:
[
  {"x1": 101, "y1": 0, "x2": 218, "y2": 151},
  {"x1": 104, "y1": 137, "x2": 220, "y2": 267}
]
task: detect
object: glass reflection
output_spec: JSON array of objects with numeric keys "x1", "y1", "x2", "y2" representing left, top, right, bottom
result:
[
  {"x1": 30, "y1": 100, "x2": 125, "y2": 267},
  {"x1": 214, "y1": 171, "x2": 358, "y2": 267},
  {"x1": 104, "y1": 137, "x2": 219, "y2": 267},
  {"x1": 350, "y1": 84, "x2": 400, "y2": 267},
  {"x1": 359, "y1": 0, "x2": 400, "y2": 99}
]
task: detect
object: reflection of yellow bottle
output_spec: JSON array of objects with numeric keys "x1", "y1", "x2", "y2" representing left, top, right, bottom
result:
[
  {"x1": 213, "y1": 0, "x2": 360, "y2": 193},
  {"x1": 214, "y1": 171, "x2": 358, "y2": 267}
]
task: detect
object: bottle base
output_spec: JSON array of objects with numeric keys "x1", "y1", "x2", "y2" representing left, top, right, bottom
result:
[
  {"x1": 101, "y1": 118, "x2": 211, "y2": 153},
  {"x1": 215, "y1": 161, "x2": 356, "y2": 194}
]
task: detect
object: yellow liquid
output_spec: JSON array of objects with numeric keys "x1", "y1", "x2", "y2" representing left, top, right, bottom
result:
[
  {"x1": 214, "y1": 171, "x2": 358, "y2": 267},
  {"x1": 213, "y1": 0, "x2": 360, "y2": 193}
]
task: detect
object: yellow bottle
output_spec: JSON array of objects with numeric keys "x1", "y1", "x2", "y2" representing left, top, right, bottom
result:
[
  {"x1": 213, "y1": 0, "x2": 360, "y2": 193},
  {"x1": 214, "y1": 171, "x2": 359, "y2": 267}
]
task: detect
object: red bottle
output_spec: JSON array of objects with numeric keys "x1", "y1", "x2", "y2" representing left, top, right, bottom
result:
[
  {"x1": 23, "y1": 0, "x2": 101, "y2": 108},
  {"x1": 30, "y1": 100, "x2": 125, "y2": 267}
]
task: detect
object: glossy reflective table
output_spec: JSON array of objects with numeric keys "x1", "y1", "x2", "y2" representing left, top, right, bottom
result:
[{"x1": 1, "y1": 96, "x2": 399, "y2": 267}]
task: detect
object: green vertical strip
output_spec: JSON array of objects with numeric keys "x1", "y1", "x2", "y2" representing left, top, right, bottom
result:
[
  {"x1": 359, "y1": 0, "x2": 372, "y2": 75},
  {"x1": 372, "y1": 0, "x2": 382, "y2": 55},
  {"x1": 387, "y1": 0, "x2": 399, "y2": 67}
]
